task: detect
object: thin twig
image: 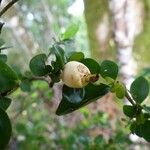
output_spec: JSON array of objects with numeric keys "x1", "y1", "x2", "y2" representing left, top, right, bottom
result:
[
  {"x1": 125, "y1": 90, "x2": 136, "y2": 106},
  {"x1": 0, "y1": 0, "x2": 20, "y2": 17}
]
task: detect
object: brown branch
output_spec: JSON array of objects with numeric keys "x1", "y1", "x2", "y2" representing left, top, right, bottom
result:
[{"x1": 0, "y1": 0, "x2": 20, "y2": 17}]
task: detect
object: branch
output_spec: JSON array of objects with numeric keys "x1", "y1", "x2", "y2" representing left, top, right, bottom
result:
[
  {"x1": 125, "y1": 90, "x2": 136, "y2": 106},
  {"x1": 0, "y1": 0, "x2": 19, "y2": 17}
]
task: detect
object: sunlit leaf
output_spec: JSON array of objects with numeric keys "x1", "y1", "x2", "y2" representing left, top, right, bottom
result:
[
  {"x1": 62, "y1": 24, "x2": 79, "y2": 40},
  {"x1": 115, "y1": 82, "x2": 126, "y2": 99},
  {"x1": 68, "y1": 52, "x2": 84, "y2": 62}
]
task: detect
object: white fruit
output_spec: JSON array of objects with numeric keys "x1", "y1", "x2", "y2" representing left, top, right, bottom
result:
[{"x1": 61, "y1": 61, "x2": 91, "y2": 88}]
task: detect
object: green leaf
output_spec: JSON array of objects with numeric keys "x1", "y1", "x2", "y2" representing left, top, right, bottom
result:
[
  {"x1": 114, "y1": 82, "x2": 126, "y2": 99},
  {"x1": 100, "y1": 60, "x2": 118, "y2": 80},
  {"x1": 143, "y1": 113, "x2": 150, "y2": 119},
  {"x1": 62, "y1": 24, "x2": 79, "y2": 40},
  {"x1": 29, "y1": 54, "x2": 51, "y2": 76},
  {"x1": 50, "y1": 45, "x2": 65, "y2": 72},
  {"x1": 130, "y1": 76, "x2": 149, "y2": 104},
  {"x1": 0, "y1": 108, "x2": 12, "y2": 149},
  {"x1": 0, "y1": 54, "x2": 7, "y2": 63},
  {"x1": 123, "y1": 105, "x2": 136, "y2": 118},
  {"x1": 141, "y1": 120, "x2": 150, "y2": 141},
  {"x1": 0, "y1": 97, "x2": 11, "y2": 111},
  {"x1": 130, "y1": 121, "x2": 150, "y2": 142},
  {"x1": 130, "y1": 122, "x2": 143, "y2": 137},
  {"x1": 68, "y1": 52, "x2": 84, "y2": 62},
  {"x1": 20, "y1": 80, "x2": 31, "y2": 92},
  {"x1": 81, "y1": 58, "x2": 100, "y2": 74},
  {"x1": 136, "y1": 113, "x2": 145, "y2": 124},
  {"x1": 56, "y1": 83, "x2": 109, "y2": 115},
  {"x1": 0, "y1": 60, "x2": 18, "y2": 93}
]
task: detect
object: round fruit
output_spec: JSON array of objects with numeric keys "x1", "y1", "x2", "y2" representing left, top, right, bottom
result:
[{"x1": 61, "y1": 61, "x2": 91, "y2": 88}]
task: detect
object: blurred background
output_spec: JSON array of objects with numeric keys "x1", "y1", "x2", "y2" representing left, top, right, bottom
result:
[{"x1": 1, "y1": 0, "x2": 150, "y2": 149}]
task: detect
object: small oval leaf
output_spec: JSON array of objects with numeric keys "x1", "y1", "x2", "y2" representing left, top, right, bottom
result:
[
  {"x1": 81, "y1": 58, "x2": 100, "y2": 74},
  {"x1": 62, "y1": 24, "x2": 79, "y2": 40},
  {"x1": 68, "y1": 52, "x2": 84, "y2": 62},
  {"x1": 130, "y1": 76, "x2": 149, "y2": 104},
  {"x1": 115, "y1": 82, "x2": 126, "y2": 99},
  {"x1": 100, "y1": 60, "x2": 118, "y2": 80},
  {"x1": 0, "y1": 108, "x2": 12, "y2": 149},
  {"x1": 29, "y1": 54, "x2": 51, "y2": 76}
]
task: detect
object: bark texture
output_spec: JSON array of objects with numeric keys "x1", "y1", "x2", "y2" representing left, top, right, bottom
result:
[
  {"x1": 109, "y1": 0, "x2": 143, "y2": 88},
  {"x1": 84, "y1": 0, "x2": 110, "y2": 60}
]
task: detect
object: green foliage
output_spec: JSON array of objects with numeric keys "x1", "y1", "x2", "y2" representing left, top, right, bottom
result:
[
  {"x1": 0, "y1": 1, "x2": 150, "y2": 147},
  {"x1": 68, "y1": 52, "x2": 84, "y2": 61},
  {"x1": 0, "y1": 60, "x2": 18, "y2": 93},
  {"x1": 81, "y1": 58, "x2": 101, "y2": 74},
  {"x1": 61, "y1": 24, "x2": 79, "y2": 40},
  {"x1": 50, "y1": 45, "x2": 66, "y2": 71},
  {"x1": 0, "y1": 54, "x2": 7, "y2": 63},
  {"x1": 130, "y1": 76, "x2": 149, "y2": 104},
  {"x1": 123, "y1": 105, "x2": 136, "y2": 118},
  {"x1": 56, "y1": 84, "x2": 109, "y2": 115},
  {"x1": 100, "y1": 60, "x2": 118, "y2": 80},
  {"x1": 20, "y1": 79, "x2": 31, "y2": 92},
  {"x1": 0, "y1": 108, "x2": 12, "y2": 149},
  {"x1": 29, "y1": 54, "x2": 51, "y2": 77},
  {"x1": 114, "y1": 82, "x2": 126, "y2": 99},
  {"x1": 130, "y1": 120, "x2": 150, "y2": 142},
  {"x1": 0, "y1": 97, "x2": 11, "y2": 111}
]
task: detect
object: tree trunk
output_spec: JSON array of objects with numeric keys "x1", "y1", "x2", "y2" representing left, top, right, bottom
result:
[
  {"x1": 109, "y1": 0, "x2": 143, "y2": 88},
  {"x1": 84, "y1": 0, "x2": 110, "y2": 60}
]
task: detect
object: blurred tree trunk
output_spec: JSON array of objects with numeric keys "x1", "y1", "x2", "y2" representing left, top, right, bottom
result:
[
  {"x1": 83, "y1": 0, "x2": 144, "y2": 129},
  {"x1": 84, "y1": 0, "x2": 110, "y2": 60},
  {"x1": 83, "y1": 1, "x2": 121, "y2": 127},
  {"x1": 109, "y1": 0, "x2": 144, "y2": 88}
]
